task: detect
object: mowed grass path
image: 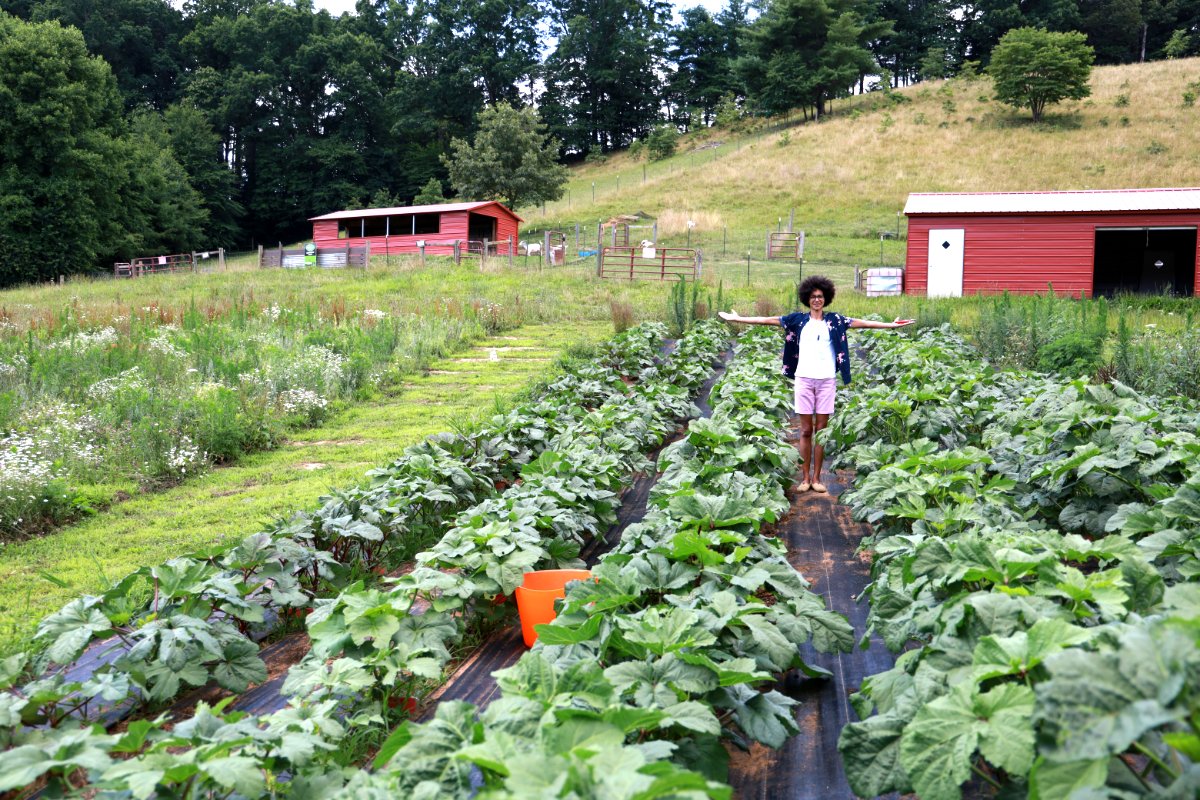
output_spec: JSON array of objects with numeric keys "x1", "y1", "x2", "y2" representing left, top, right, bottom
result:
[{"x1": 0, "y1": 322, "x2": 610, "y2": 654}]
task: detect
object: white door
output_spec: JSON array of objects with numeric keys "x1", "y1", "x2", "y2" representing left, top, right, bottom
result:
[{"x1": 927, "y1": 229, "x2": 965, "y2": 297}]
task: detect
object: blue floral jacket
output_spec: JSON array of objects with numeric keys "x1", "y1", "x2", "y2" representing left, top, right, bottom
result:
[{"x1": 780, "y1": 311, "x2": 853, "y2": 385}]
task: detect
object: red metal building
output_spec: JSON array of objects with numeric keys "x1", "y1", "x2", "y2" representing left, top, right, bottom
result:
[
  {"x1": 902, "y1": 188, "x2": 1200, "y2": 297},
  {"x1": 310, "y1": 201, "x2": 522, "y2": 258}
]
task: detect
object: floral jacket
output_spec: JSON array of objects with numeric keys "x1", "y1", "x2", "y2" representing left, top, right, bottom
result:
[{"x1": 779, "y1": 311, "x2": 853, "y2": 385}]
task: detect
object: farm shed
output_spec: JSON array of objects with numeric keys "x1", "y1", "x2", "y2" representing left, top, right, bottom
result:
[
  {"x1": 310, "y1": 201, "x2": 522, "y2": 257},
  {"x1": 902, "y1": 188, "x2": 1200, "y2": 298}
]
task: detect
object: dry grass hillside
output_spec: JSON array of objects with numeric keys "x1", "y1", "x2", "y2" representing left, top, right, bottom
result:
[{"x1": 533, "y1": 57, "x2": 1200, "y2": 243}]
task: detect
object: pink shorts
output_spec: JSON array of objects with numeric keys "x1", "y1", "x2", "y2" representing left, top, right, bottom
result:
[{"x1": 795, "y1": 377, "x2": 836, "y2": 415}]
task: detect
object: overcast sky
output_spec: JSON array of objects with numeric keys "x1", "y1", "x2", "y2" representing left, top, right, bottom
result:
[{"x1": 312, "y1": 0, "x2": 731, "y2": 22}]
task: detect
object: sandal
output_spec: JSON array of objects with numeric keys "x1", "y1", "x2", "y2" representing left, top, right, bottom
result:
[
  {"x1": 797, "y1": 481, "x2": 811, "y2": 492},
  {"x1": 811, "y1": 482, "x2": 828, "y2": 493}
]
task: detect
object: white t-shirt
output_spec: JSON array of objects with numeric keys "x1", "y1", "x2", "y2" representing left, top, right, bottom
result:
[{"x1": 795, "y1": 318, "x2": 835, "y2": 379}]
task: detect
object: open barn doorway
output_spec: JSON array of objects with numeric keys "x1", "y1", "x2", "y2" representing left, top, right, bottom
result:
[
  {"x1": 468, "y1": 212, "x2": 496, "y2": 242},
  {"x1": 1094, "y1": 227, "x2": 1196, "y2": 296}
]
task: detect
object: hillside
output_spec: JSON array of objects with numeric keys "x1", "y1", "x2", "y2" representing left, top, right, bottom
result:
[{"x1": 525, "y1": 57, "x2": 1200, "y2": 260}]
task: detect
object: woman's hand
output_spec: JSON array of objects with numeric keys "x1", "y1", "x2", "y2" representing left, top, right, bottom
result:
[{"x1": 717, "y1": 311, "x2": 739, "y2": 322}]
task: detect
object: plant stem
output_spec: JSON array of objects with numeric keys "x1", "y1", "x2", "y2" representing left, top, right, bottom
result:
[
  {"x1": 969, "y1": 762, "x2": 1003, "y2": 791},
  {"x1": 1133, "y1": 741, "x2": 1178, "y2": 781}
]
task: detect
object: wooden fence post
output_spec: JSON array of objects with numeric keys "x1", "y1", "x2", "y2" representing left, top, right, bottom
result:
[
  {"x1": 454, "y1": 240, "x2": 461, "y2": 265},
  {"x1": 696, "y1": 249, "x2": 703, "y2": 279},
  {"x1": 364, "y1": 240, "x2": 370, "y2": 269},
  {"x1": 257, "y1": 244, "x2": 263, "y2": 268},
  {"x1": 191, "y1": 252, "x2": 198, "y2": 273},
  {"x1": 418, "y1": 241, "x2": 425, "y2": 267},
  {"x1": 507, "y1": 236, "x2": 513, "y2": 269},
  {"x1": 543, "y1": 231, "x2": 550, "y2": 270},
  {"x1": 482, "y1": 238, "x2": 490, "y2": 271},
  {"x1": 344, "y1": 240, "x2": 350, "y2": 269},
  {"x1": 219, "y1": 247, "x2": 226, "y2": 271},
  {"x1": 278, "y1": 242, "x2": 284, "y2": 268}
]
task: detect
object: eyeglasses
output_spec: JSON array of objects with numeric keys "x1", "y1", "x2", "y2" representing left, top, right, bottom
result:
[{"x1": 809, "y1": 294, "x2": 825, "y2": 300}]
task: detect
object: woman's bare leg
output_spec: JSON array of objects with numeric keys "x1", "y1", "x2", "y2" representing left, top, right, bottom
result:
[
  {"x1": 811, "y1": 413, "x2": 830, "y2": 486},
  {"x1": 797, "y1": 414, "x2": 815, "y2": 483}
]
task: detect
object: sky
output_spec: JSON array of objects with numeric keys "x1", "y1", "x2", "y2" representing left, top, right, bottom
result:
[{"x1": 313, "y1": 0, "x2": 732, "y2": 21}]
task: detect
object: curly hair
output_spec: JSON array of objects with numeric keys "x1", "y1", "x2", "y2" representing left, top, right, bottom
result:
[{"x1": 798, "y1": 275, "x2": 836, "y2": 308}]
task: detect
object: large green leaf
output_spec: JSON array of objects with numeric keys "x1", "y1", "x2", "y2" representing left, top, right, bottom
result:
[{"x1": 838, "y1": 711, "x2": 911, "y2": 797}]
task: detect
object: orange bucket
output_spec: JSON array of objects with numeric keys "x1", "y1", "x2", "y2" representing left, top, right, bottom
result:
[{"x1": 514, "y1": 569, "x2": 592, "y2": 647}]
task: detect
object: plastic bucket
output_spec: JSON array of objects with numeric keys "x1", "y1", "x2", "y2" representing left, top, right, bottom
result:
[{"x1": 514, "y1": 569, "x2": 593, "y2": 647}]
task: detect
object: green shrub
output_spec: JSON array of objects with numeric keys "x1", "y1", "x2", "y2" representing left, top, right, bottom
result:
[
  {"x1": 646, "y1": 126, "x2": 679, "y2": 161},
  {"x1": 1035, "y1": 331, "x2": 1102, "y2": 377}
]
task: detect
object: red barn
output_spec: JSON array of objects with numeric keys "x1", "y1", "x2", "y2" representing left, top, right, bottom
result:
[
  {"x1": 310, "y1": 201, "x2": 522, "y2": 258},
  {"x1": 902, "y1": 188, "x2": 1200, "y2": 298}
]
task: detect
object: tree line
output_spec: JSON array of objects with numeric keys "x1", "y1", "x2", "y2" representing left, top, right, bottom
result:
[{"x1": 0, "y1": 0, "x2": 1196, "y2": 283}]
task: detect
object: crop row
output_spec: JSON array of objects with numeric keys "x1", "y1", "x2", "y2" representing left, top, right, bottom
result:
[
  {"x1": 831, "y1": 326, "x2": 1200, "y2": 800},
  {"x1": 359, "y1": 327, "x2": 854, "y2": 797},
  {"x1": 0, "y1": 320, "x2": 725, "y2": 796}
]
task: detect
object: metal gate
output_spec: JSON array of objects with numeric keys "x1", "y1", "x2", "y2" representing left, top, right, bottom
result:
[
  {"x1": 767, "y1": 231, "x2": 805, "y2": 261},
  {"x1": 599, "y1": 246, "x2": 698, "y2": 281}
]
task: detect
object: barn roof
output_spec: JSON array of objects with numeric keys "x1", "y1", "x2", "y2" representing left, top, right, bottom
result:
[
  {"x1": 904, "y1": 188, "x2": 1200, "y2": 216},
  {"x1": 310, "y1": 201, "x2": 523, "y2": 222}
]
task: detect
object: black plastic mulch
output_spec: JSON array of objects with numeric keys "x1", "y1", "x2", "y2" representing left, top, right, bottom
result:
[{"x1": 727, "y1": 465, "x2": 898, "y2": 800}]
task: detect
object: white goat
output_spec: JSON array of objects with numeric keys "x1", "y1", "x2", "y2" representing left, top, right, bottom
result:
[{"x1": 523, "y1": 241, "x2": 542, "y2": 256}]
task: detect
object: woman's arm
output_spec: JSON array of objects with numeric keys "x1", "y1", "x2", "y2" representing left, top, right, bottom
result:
[
  {"x1": 849, "y1": 317, "x2": 915, "y2": 329},
  {"x1": 717, "y1": 311, "x2": 782, "y2": 327}
]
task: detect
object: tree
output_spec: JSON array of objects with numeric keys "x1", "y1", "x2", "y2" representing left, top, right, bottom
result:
[
  {"x1": 540, "y1": 0, "x2": 670, "y2": 154},
  {"x1": 29, "y1": 0, "x2": 186, "y2": 110},
  {"x1": 0, "y1": 15, "x2": 204, "y2": 284},
  {"x1": 413, "y1": 177, "x2": 447, "y2": 204},
  {"x1": 988, "y1": 27, "x2": 1094, "y2": 121},
  {"x1": 736, "y1": 0, "x2": 891, "y2": 119},
  {"x1": 668, "y1": 7, "x2": 731, "y2": 127},
  {"x1": 443, "y1": 103, "x2": 567, "y2": 210}
]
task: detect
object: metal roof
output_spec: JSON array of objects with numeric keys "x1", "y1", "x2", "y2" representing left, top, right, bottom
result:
[
  {"x1": 904, "y1": 188, "x2": 1200, "y2": 216},
  {"x1": 310, "y1": 200, "x2": 523, "y2": 222}
]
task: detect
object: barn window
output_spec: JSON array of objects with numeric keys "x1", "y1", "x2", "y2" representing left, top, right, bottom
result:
[
  {"x1": 414, "y1": 213, "x2": 440, "y2": 234},
  {"x1": 363, "y1": 216, "x2": 388, "y2": 237}
]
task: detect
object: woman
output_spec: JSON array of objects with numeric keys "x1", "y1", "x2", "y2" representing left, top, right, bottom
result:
[{"x1": 718, "y1": 275, "x2": 913, "y2": 493}]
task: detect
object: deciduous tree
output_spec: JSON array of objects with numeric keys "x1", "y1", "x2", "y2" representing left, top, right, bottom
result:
[
  {"x1": 443, "y1": 103, "x2": 567, "y2": 210},
  {"x1": 989, "y1": 26, "x2": 1094, "y2": 121}
]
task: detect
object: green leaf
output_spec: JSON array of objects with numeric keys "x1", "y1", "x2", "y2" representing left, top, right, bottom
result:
[
  {"x1": 717, "y1": 684, "x2": 798, "y2": 748},
  {"x1": 974, "y1": 683, "x2": 1036, "y2": 777},
  {"x1": 1028, "y1": 756, "x2": 1108, "y2": 800},
  {"x1": 534, "y1": 613, "x2": 603, "y2": 646},
  {"x1": 36, "y1": 597, "x2": 112, "y2": 664},
  {"x1": 837, "y1": 712, "x2": 910, "y2": 798},
  {"x1": 347, "y1": 607, "x2": 401, "y2": 647},
  {"x1": 899, "y1": 683, "x2": 981, "y2": 800},
  {"x1": 212, "y1": 638, "x2": 268, "y2": 693},
  {"x1": 659, "y1": 701, "x2": 721, "y2": 735},
  {"x1": 372, "y1": 722, "x2": 414, "y2": 770}
]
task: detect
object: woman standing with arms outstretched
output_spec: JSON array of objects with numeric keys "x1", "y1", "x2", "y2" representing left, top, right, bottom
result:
[{"x1": 718, "y1": 275, "x2": 913, "y2": 492}]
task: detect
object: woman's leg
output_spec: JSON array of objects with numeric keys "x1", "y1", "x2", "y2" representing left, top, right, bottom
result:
[
  {"x1": 810, "y1": 413, "x2": 830, "y2": 485},
  {"x1": 797, "y1": 414, "x2": 815, "y2": 484}
]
